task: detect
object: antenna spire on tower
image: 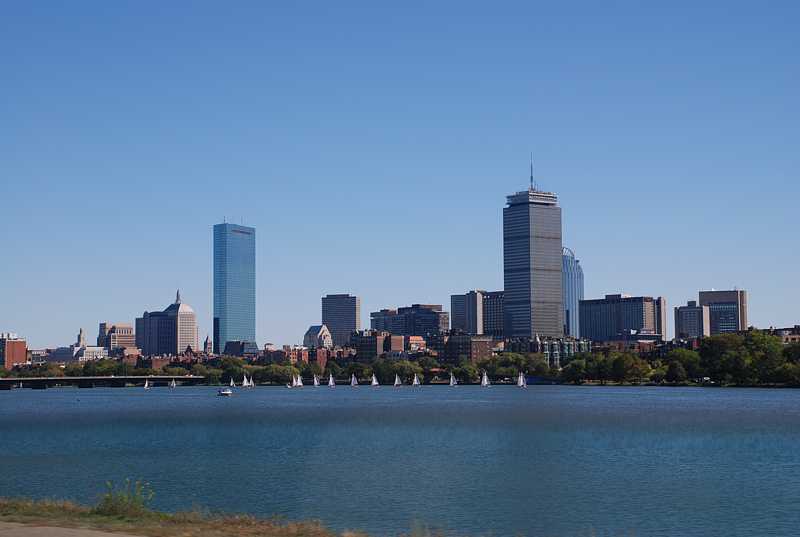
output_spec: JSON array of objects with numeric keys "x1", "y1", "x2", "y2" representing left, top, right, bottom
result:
[{"x1": 530, "y1": 152, "x2": 535, "y2": 190}]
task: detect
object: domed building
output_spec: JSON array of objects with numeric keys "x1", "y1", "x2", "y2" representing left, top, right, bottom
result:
[{"x1": 135, "y1": 291, "x2": 199, "y2": 357}]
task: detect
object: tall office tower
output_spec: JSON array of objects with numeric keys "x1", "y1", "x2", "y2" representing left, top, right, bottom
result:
[
  {"x1": 675, "y1": 301, "x2": 711, "y2": 339},
  {"x1": 322, "y1": 294, "x2": 361, "y2": 347},
  {"x1": 579, "y1": 294, "x2": 667, "y2": 342},
  {"x1": 135, "y1": 291, "x2": 198, "y2": 356},
  {"x1": 562, "y1": 247, "x2": 584, "y2": 337},
  {"x1": 213, "y1": 223, "x2": 256, "y2": 354},
  {"x1": 97, "y1": 322, "x2": 135, "y2": 351},
  {"x1": 450, "y1": 291, "x2": 484, "y2": 334},
  {"x1": 482, "y1": 291, "x2": 505, "y2": 338},
  {"x1": 503, "y1": 181, "x2": 563, "y2": 338},
  {"x1": 698, "y1": 289, "x2": 748, "y2": 334}
]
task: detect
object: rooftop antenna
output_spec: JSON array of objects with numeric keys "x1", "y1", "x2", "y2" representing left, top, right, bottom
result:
[{"x1": 529, "y1": 152, "x2": 536, "y2": 191}]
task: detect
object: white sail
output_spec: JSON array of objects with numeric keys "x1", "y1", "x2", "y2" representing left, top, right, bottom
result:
[
  {"x1": 350, "y1": 373, "x2": 358, "y2": 386},
  {"x1": 144, "y1": 379, "x2": 150, "y2": 390},
  {"x1": 230, "y1": 378, "x2": 235, "y2": 387},
  {"x1": 517, "y1": 371, "x2": 527, "y2": 388},
  {"x1": 298, "y1": 374, "x2": 304, "y2": 387},
  {"x1": 169, "y1": 378, "x2": 176, "y2": 389},
  {"x1": 481, "y1": 371, "x2": 490, "y2": 387},
  {"x1": 313, "y1": 374, "x2": 320, "y2": 387},
  {"x1": 449, "y1": 372, "x2": 457, "y2": 386},
  {"x1": 371, "y1": 374, "x2": 379, "y2": 386},
  {"x1": 412, "y1": 373, "x2": 420, "y2": 386},
  {"x1": 328, "y1": 373, "x2": 335, "y2": 387},
  {"x1": 394, "y1": 374, "x2": 401, "y2": 387}
]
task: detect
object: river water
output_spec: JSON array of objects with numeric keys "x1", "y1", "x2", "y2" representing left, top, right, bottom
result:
[{"x1": 1, "y1": 385, "x2": 799, "y2": 536}]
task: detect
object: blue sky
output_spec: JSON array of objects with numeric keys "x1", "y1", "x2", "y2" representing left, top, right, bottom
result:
[{"x1": 1, "y1": 1, "x2": 798, "y2": 348}]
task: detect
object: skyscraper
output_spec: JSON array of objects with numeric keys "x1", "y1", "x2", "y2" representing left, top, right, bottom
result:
[
  {"x1": 322, "y1": 294, "x2": 361, "y2": 347},
  {"x1": 135, "y1": 291, "x2": 198, "y2": 356},
  {"x1": 213, "y1": 223, "x2": 256, "y2": 354},
  {"x1": 503, "y1": 177, "x2": 563, "y2": 338},
  {"x1": 562, "y1": 247, "x2": 584, "y2": 337},
  {"x1": 675, "y1": 301, "x2": 711, "y2": 339},
  {"x1": 450, "y1": 291, "x2": 484, "y2": 335},
  {"x1": 698, "y1": 289, "x2": 748, "y2": 334}
]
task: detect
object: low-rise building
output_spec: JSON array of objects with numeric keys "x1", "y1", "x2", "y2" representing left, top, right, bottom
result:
[
  {"x1": 443, "y1": 333, "x2": 494, "y2": 363},
  {"x1": 303, "y1": 324, "x2": 333, "y2": 349},
  {"x1": 0, "y1": 333, "x2": 27, "y2": 370}
]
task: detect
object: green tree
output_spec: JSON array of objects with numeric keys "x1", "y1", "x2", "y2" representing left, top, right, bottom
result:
[
  {"x1": 561, "y1": 359, "x2": 586, "y2": 384},
  {"x1": 784, "y1": 343, "x2": 800, "y2": 364},
  {"x1": 665, "y1": 348, "x2": 702, "y2": 380},
  {"x1": 665, "y1": 361, "x2": 688, "y2": 384},
  {"x1": 699, "y1": 334, "x2": 744, "y2": 382}
]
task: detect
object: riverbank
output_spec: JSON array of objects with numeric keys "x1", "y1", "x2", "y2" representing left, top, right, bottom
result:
[{"x1": 0, "y1": 498, "x2": 370, "y2": 537}]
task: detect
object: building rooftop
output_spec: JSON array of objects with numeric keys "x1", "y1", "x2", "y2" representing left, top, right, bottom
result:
[{"x1": 506, "y1": 188, "x2": 558, "y2": 207}]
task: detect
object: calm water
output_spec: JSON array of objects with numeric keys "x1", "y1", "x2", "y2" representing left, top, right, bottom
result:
[{"x1": 1, "y1": 385, "x2": 799, "y2": 536}]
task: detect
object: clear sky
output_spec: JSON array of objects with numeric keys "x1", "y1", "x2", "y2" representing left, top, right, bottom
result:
[{"x1": 1, "y1": 1, "x2": 798, "y2": 348}]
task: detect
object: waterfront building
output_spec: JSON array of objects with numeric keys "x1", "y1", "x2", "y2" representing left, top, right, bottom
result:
[
  {"x1": 97, "y1": 322, "x2": 136, "y2": 352},
  {"x1": 350, "y1": 330, "x2": 404, "y2": 361},
  {"x1": 135, "y1": 291, "x2": 199, "y2": 356},
  {"x1": 223, "y1": 340, "x2": 260, "y2": 358},
  {"x1": 322, "y1": 294, "x2": 361, "y2": 347},
  {"x1": 303, "y1": 324, "x2": 333, "y2": 349},
  {"x1": 370, "y1": 304, "x2": 449, "y2": 336},
  {"x1": 579, "y1": 294, "x2": 667, "y2": 342},
  {"x1": 0, "y1": 333, "x2": 27, "y2": 370},
  {"x1": 75, "y1": 346, "x2": 108, "y2": 362},
  {"x1": 562, "y1": 247, "x2": 584, "y2": 337},
  {"x1": 213, "y1": 223, "x2": 256, "y2": 354},
  {"x1": 482, "y1": 291, "x2": 505, "y2": 339},
  {"x1": 674, "y1": 301, "x2": 711, "y2": 339},
  {"x1": 505, "y1": 336, "x2": 591, "y2": 369},
  {"x1": 767, "y1": 326, "x2": 800, "y2": 345},
  {"x1": 503, "y1": 183, "x2": 563, "y2": 338},
  {"x1": 443, "y1": 333, "x2": 494, "y2": 363},
  {"x1": 698, "y1": 289, "x2": 748, "y2": 334}
]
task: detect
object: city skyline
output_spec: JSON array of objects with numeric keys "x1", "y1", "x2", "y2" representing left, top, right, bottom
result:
[{"x1": 2, "y1": 3, "x2": 798, "y2": 348}]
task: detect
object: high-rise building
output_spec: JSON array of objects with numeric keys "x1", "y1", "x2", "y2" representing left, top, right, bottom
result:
[
  {"x1": 674, "y1": 301, "x2": 710, "y2": 339},
  {"x1": 503, "y1": 183, "x2": 563, "y2": 338},
  {"x1": 0, "y1": 333, "x2": 27, "y2": 370},
  {"x1": 698, "y1": 289, "x2": 748, "y2": 334},
  {"x1": 482, "y1": 291, "x2": 505, "y2": 338},
  {"x1": 213, "y1": 223, "x2": 256, "y2": 354},
  {"x1": 322, "y1": 294, "x2": 361, "y2": 347},
  {"x1": 450, "y1": 290, "x2": 504, "y2": 338},
  {"x1": 97, "y1": 322, "x2": 136, "y2": 352},
  {"x1": 370, "y1": 304, "x2": 449, "y2": 336},
  {"x1": 136, "y1": 291, "x2": 198, "y2": 356},
  {"x1": 450, "y1": 291, "x2": 484, "y2": 335},
  {"x1": 562, "y1": 247, "x2": 584, "y2": 337},
  {"x1": 579, "y1": 294, "x2": 667, "y2": 342}
]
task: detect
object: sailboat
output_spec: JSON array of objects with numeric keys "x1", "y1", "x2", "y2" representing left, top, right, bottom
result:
[
  {"x1": 143, "y1": 378, "x2": 150, "y2": 390},
  {"x1": 350, "y1": 373, "x2": 358, "y2": 387},
  {"x1": 412, "y1": 373, "x2": 421, "y2": 387},
  {"x1": 449, "y1": 372, "x2": 457, "y2": 386},
  {"x1": 241, "y1": 375, "x2": 248, "y2": 388},
  {"x1": 313, "y1": 374, "x2": 320, "y2": 387},
  {"x1": 229, "y1": 377, "x2": 235, "y2": 388},
  {"x1": 169, "y1": 378, "x2": 177, "y2": 389},
  {"x1": 328, "y1": 373, "x2": 335, "y2": 387},
  {"x1": 371, "y1": 374, "x2": 379, "y2": 387},
  {"x1": 394, "y1": 374, "x2": 402, "y2": 387},
  {"x1": 481, "y1": 371, "x2": 490, "y2": 387},
  {"x1": 296, "y1": 374, "x2": 304, "y2": 387},
  {"x1": 517, "y1": 371, "x2": 527, "y2": 388}
]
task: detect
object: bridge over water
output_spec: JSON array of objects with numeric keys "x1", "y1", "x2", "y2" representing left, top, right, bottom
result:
[{"x1": 0, "y1": 375, "x2": 206, "y2": 389}]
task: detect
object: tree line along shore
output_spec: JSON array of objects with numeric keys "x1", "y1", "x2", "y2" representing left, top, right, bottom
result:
[{"x1": 3, "y1": 332, "x2": 800, "y2": 388}]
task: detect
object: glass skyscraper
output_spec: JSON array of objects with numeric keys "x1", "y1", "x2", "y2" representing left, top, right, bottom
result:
[
  {"x1": 562, "y1": 247, "x2": 584, "y2": 337},
  {"x1": 213, "y1": 223, "x2": 256, "y2": 353},
  {"x1": 503, "y1": 187, "x2": 563, "y2": 338}
]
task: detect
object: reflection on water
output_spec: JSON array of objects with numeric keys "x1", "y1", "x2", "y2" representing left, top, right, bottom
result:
[{"x1": 2, "y1": 385, "x2": 799, "y2": 536}]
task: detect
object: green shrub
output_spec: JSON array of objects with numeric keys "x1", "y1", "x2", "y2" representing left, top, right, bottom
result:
[{"x1": 92, "y1": 479, "x2": 155, "y2": 518}]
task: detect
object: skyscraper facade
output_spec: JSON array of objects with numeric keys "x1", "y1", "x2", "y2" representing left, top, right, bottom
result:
[
  {"x1": 135, "y1": 291, "x2": 198, "y2": 356},
  {"x1": 503, "y1": 187, "x2": 563, "y2": 338},
  {"x1": 213, "y1": 223, "x2": 256, "y2": 354},
  {"x1": 482, "y1": 291, "x2": 505, "y2": 339},
  {"x1": 370, "y1": 304, "x2": 449, "y2": 336},
  {"x1": 562, "y1": 247, "x2": 584, "y2": 337},
  {"x1": 321, "y1": 294, "x2": 361, "y2": 347},
  {"x1": 674, "y1": 301, "x2": 711, "y2": 339},
  {"x1": 698, "y1": 289, "x2": 748, "y2": 334},
  {"x1": 450, "y1": 291, "x2": 484, "y2": 335}
]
